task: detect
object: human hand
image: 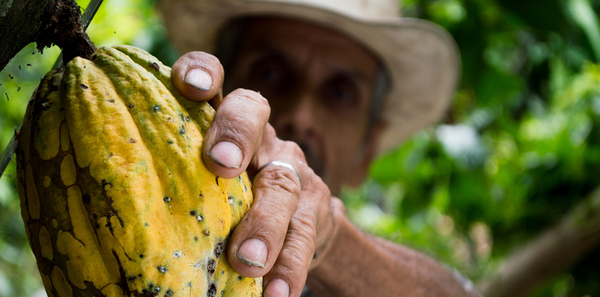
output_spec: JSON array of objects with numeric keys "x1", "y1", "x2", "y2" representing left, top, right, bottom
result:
[{"x1": 172, "y1": 52, "x2": 342, "y2": 297}]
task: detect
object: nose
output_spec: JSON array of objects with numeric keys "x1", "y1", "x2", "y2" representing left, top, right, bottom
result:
[{"x1": 271, "y1": 94, "x2": 317, "y2": 141}]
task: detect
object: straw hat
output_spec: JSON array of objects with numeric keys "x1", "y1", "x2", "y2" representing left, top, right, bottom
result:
[{"x1": 159, "y1": 0, "x2": 460, "y2": 154}]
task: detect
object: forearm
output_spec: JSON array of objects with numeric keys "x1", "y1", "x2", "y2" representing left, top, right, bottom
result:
[{"x1": 306, "y1": 210, "x2": 480, "y2": 297}]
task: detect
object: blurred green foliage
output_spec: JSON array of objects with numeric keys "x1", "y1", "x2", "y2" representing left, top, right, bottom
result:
[
  {"x1": 347, "y1": 0, "x2": 600, "y2": 296},
  {"x1": 2, "y1": 0, "x2": 600, "y2": 296}
]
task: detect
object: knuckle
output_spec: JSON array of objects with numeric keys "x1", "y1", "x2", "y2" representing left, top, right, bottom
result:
[
  {"x1": 331, "y1": 196, "x2": 345, "y2": 211},
  {"x1": 290, "y1": 211, "x2": 318, "y2": 245},
  {"x1": 184, "y1": 51, "x2": 219, "y2": 63},
  {"x1": 263, "y1": 124, "x2": 278, "y2": 140},
  {"x1": 274, "y1": 239, "x2": 313, "y2": 276},
  {"x1": 231, "y1": 88, "x2": 271, "y2": 112},
  {"x1": 247, "y1": 207, "x2": 290, "y2": 237},
  {"x1": 303, "y1": 171, "x2": 330, "y2": 198},
  {"x1": 283, "y1": 140, "x2": 305, "y2": 159},
  {"x1": 220, "y1": 111, "x2": 260, "y2": 139},
  {"x1": 254, "y1": 168, "x2": 301, "y2": 197}
]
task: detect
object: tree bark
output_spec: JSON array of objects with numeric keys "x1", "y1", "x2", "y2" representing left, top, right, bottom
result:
[
  {"x1": 0, "y1": 0, "x2": 95, "y2": 71},
  {"x1": 477, "y1": 186, "x2": 600, "y2": 297}
]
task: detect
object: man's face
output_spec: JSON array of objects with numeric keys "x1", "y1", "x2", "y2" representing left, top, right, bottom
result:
[{"x1": 224, "y1": 17, "x2": 383, "y2": 196}]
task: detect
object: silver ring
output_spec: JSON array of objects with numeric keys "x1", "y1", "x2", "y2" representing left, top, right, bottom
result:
[{"x1": 257, "y1": 160, "x2": 301, "y2": 184}]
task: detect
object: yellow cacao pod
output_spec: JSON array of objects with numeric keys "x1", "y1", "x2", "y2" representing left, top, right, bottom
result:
[{"x1": 16, "y1": 45, "x2": 261, "y2": 297}]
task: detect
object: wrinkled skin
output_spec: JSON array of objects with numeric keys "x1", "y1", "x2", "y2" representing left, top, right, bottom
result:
[{"x1": 172, "y1": 17, "x2": 481, "y2": 297}]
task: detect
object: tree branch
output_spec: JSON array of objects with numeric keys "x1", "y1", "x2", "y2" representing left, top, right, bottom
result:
[
  {"x1": 0, "y1": 0, "x2": 95, "y2": 71},
  {"x1": 477, "y1": 186, "x2": 600, "y2": 297}
]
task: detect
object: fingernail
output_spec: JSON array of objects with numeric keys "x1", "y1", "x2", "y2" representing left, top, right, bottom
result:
[
  {"x1": 184, "y1": 68, "x2": 213, "y2": 91},
  {"x1": 237, "y1": 238, "x2": 267, "y2": 268},
  {"x1": 209, "y1": 141, "x2": 243, "y2": 169},
  {"x1": 265, "y1": 279, "x2": 290, "y2": 297}
]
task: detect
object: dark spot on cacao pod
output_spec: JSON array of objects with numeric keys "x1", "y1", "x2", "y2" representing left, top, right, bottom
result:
[
  {"x1": 83, "y1": 194, "x2": 91, "y2": 203},
  {"x1": 101, "y1": 179, "x2": 113, "y2": 188},
  {"x1": 238, "y1": 201, "x2": 243, "y2": 206},
  {"x1": 194, "y1": 236, "x2": 198, "y2": 242},
  {"x1": 207, "y1": 258, "x2": 215, "y2": 275},
  {"x1": 8, "y1": 74, "x2": 13, "y2": 79},
  {"x1": 238, "y1": 275, "x2": 243, "y2": 281},
  {"x1": 155, "y1": 286, "x2": 161, "y2": 292},
  {"x1": 27, "y1": 64, "x2": 32, "y2": 66},
  {"x1": 207, "y1": 282, "x2": 217, "y2": 297},
  {"x1": 158, "y1": 266, "x2": 167, "y2": 273},
  {"x1": 108, "y1": 99, "x2": 115, "y2": 103},
  {"x1": 106, "y1": 220, "x2": 114, "y2": 232},
  {"x1": 165, "y1": 289, "x2": 174, "y2": 296},
  {"x1": 153, "y1": 105, "x2": 160, "y2": 112},
  {"x1": 186, "y1": 116, "x2": 190, "y2": 122},
  {"x1": 167, "y1": 140, "x2": 173, "y2": 144},
  {"x1": 127, "y1": 276, "x2": 136, "y2": 282},
  {"x1": 80, "y1": 84, "x2": 88, "y2": 89},
  {"x1": 214, "y1": 240, "x2": 224, "y2": 258},
  {"x1": 5, "y1": 93, "x2": 9, "y2": 101},
  {"x1": 152, "y1": 62, "x2": 160, "y2": 71},
  {"x1": 139, "y1": 274, "x2": 142, "y2": 277},
  {"x1": 139, "y1": 254, "x2": 144, "y2": 258},
  {"x1": 164, "y1": 197, "x2": 172, "y2": 202},
  {"x1": 130, "y1": 138, "x2": 136, "y2": 143},
  {"x1": 144, "y1": 222, "x2": 149, "y2": 227},
  {"x1": 205, "y1": 230, "x2": 210, "y2": 236},
  {"x1": 221, "y1": 290, "x2": 225, "y2": 295},
  {"x1": 221, "y1": 270, "x2": 224, "y2": 274},
  {"x1": 199, "y1": 193, "x2": 204, "y2": 198},
  {"x1": 17, "y1": 86, "x2": 21, "y2": 92},
  {"x1": 190, "y1": 210, "x2": 196, "y2": 216},
  {"x1": 18, "y1": 65, "x2": 21, "y2": 70},
  {"x1": 129, "y1": 104, "x2": 134, "y2": 108},
  {"x1": 215, "y1": 177, "x2": 219, "y2": 186}
]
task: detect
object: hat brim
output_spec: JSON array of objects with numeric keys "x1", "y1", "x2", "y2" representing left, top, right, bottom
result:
[{"x1": 160, "y1": 0, "x2": 460, "y2": 154}]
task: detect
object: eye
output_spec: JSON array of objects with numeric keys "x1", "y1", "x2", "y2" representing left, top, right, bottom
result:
[
  {"x1": 329, "y1": 85, "x2": 353, "y2": 102},
  {"x1": 321, "y1": 77, "x2": 359, "y2": 110},
  {"x1": 257, "y1": 64, "x2": 281, "y2": 83},
  {"x1": 247, "y1": 56, "x2": 291, "y2": 92}
]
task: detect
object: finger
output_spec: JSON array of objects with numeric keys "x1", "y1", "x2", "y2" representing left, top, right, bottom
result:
[
  {"x1": 226, "y1": 141, "x2": 304, "y2": 277},
  {"x1": 263, "y1": 171, "x2": 332, "y2": 297},
  {"x1": 202, "y1": 89, "x2": 271, "y2": 178},
  {"x1": 171, "y1": 51, "x2": 224, "y2": 103}
]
